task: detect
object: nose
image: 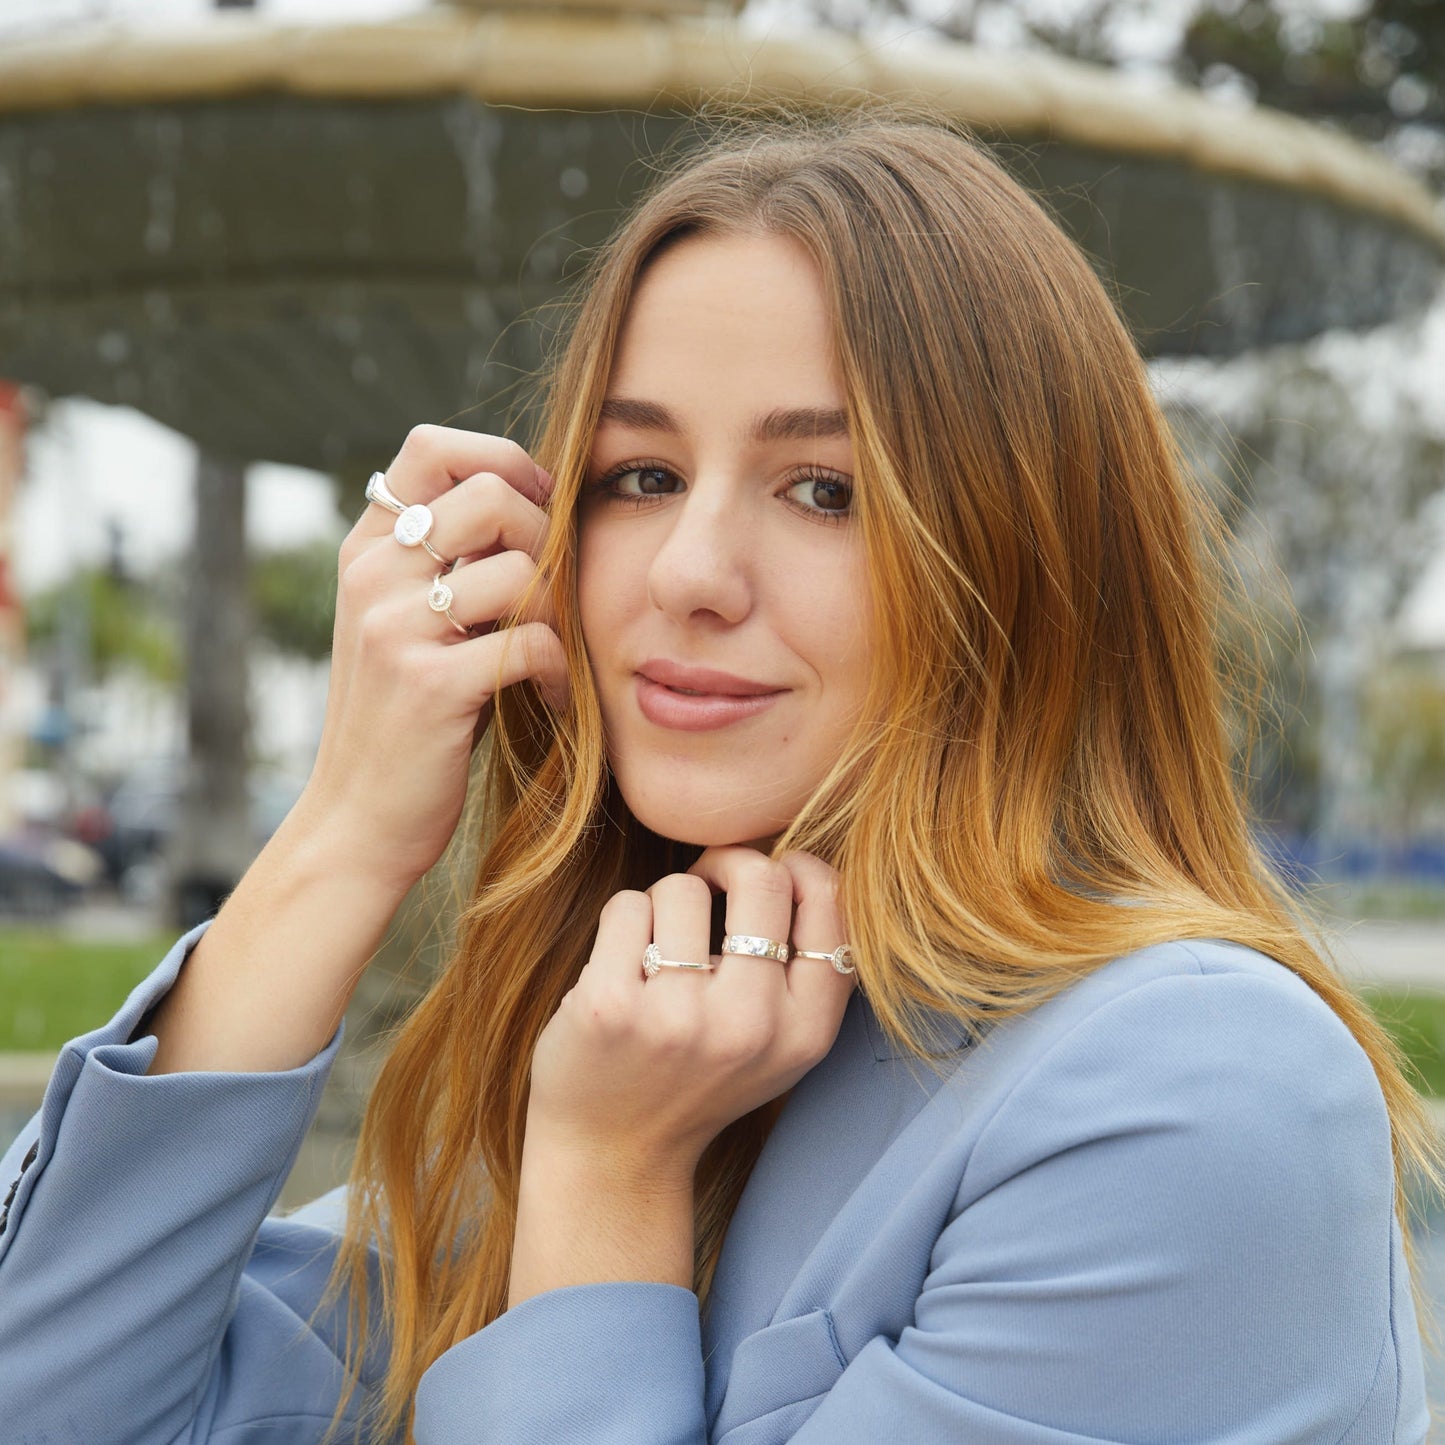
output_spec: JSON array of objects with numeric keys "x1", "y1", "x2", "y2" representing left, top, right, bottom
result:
[{"x1": 645, "y1": 480, "x2": 754, "y2": 626}]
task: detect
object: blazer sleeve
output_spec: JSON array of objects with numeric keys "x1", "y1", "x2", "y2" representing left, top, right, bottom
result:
[
  {"x1": 0, "y1": 922, "x2": 382, "y2": 1445},
  {"x1": 408, "y1": 963, "x2": 1424, "y2": 1444}
]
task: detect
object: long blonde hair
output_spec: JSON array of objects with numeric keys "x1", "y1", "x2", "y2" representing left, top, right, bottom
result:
[{"x1": 327, "y1": 104, "x2": 1442, "y2": 1441}]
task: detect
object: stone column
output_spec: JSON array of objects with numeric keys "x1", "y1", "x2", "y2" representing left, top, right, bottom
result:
[{"x1": 167, "y1": 451, "x2": 254, "y2": 930}]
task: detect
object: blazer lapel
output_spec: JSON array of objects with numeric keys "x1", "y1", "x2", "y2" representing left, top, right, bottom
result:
[{"x1": 701, "y1": 990, "x2": 972, "y2": 1429}]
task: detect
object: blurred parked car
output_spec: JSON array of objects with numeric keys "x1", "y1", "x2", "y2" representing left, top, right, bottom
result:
[
  {"x1": 0, "y1": 830, "x2": 100, "y2": 918},
  {"x1": 85, "y1": 761, "x2": 304, "y2": 901}
]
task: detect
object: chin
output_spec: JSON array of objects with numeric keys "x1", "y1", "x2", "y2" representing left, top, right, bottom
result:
[{"x1": 622, "y1": 783, "x2": 792, "y2": 852}]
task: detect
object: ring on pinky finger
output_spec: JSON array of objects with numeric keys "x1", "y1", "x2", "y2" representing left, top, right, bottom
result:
[{"x1": 791, "y1": 945, "x2": 856, "y2": 975}]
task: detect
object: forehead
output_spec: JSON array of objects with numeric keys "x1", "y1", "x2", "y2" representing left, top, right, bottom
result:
[{"x1": 602, "y1": 232, "x2": 846, "y2": 426}]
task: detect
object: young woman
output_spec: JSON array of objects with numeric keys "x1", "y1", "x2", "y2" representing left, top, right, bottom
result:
[{"x1": 0, "y1": 110, "x2": 1436, "y2": 1444}]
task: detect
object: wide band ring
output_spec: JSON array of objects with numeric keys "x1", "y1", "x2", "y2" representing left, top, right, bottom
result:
[
  {"x1": 643, "y1": 943, "x2": 716, "y2": 979},
  {"x1": 428, "y1": 573, "x2": 471, "y2": 636},
  {"x1": 721, "y1": 934, "x2": 791, "y2": 963},
  {"x1": 791, "y1": 945, "x2": 857, "y2": 975},
  {"x1": 365, "y1": 470, "x2": 406, "y2": 516}
]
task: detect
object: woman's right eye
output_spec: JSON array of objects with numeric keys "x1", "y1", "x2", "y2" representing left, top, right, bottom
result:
[{"x1": 601, "y1": 464, "x2": 681, "y2": 500}]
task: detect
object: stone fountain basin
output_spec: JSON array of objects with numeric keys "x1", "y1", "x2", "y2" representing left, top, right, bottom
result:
[{"x1": 0, "y1": 10, "x2": 1439, "y2": 472}]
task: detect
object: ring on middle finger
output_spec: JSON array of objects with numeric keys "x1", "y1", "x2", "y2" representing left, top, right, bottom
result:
[
  {"x1": 720, "y1": 934, "x2": 792, "y2": 963},
  {"x1": 393, "y1": 503, "x2": 456, "y2": 568}
]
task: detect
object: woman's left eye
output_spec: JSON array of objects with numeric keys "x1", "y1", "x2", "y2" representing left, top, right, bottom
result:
[{"x1": 786, "y1": 474, "x2": 853, "y2": 518}]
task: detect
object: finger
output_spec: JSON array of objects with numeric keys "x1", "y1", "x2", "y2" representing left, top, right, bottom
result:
[
  {"x1": 448, "y1": 622, "x2": 570, "y2": 713},
  {"x1": 359, "y1": 426, "x2": 552, "y2": 540},
  {"x1": 776, "y1": 850, "x2": 857, "y2": 1022},
  {"x1": 580, "y1": 888, "x2": 652, "y2": 1001},
  {"x1": 645, "y1": 873, "x2": 715, "y2": 998},
  {"x1": 688, "y1": 847, "x2": 794, "y2": 1002},
  {"x1": 414, "y1": 470, "x2": 552, "y2": 568},
  {"x1": 431, "y1": 551, "x2": 556, "y2": 637}
]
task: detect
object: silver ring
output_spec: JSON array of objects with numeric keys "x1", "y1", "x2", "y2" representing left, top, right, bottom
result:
[
  {"x1": 720, "y1": 934, "x2": 791, "y2": 963},
  {"x1": 394, "y1": 503, "x2": 455, "y2": 567},
  {"x1": 369, "y1": 473, "x2": 455, "y2": 565},
  {"x1": 642, "y1": 943, "x2": 716, "y2": 979},
  {"x1": 365, "y1": 470, "x2": 407, "y2": 516},
  {"x1": 791, "y1": 945, "x2": 856, "y2": 975},
  {"x1": 428, "y1": 573, "x2": 471, "y2": 636}
]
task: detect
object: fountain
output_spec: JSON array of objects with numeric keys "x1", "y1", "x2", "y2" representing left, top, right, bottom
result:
[{"x1": 0, "y1": 0, "x2": 1438, "y2": 476}]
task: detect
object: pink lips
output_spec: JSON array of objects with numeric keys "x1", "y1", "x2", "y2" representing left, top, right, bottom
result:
[{"x1": 635, "y1": 658, "x2": 785, "y2": 732}]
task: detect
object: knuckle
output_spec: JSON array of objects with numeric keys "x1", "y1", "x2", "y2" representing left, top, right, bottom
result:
[
  {"x1": 353, "y1": 600, "x2": 395, "y2": 651},
  {"x1": 741, "y1": 857, "x2": 794, "y2": 900},
  {"x1": 491, "y1": 435, "x2": 530, "y2": 472},
  {"x1": 400, "y1": 422, "x2": 444, "y2": 462},
  {"x1": 587, "y1": 986, "x2": 633, "y2": 1036},
  {"x1": 336, "y1": 532, "x2": 364, "y2": 572},
  {"x1": 714, "y1": 1016, "x2": 773, "y2": 1065},
  {"x1": 469, "y1": 469, "x2": 508, "y2": 508},
  {"x1": 503, "y1": 549, "x2": 538, "y2": 592},
  {"x1": 654, "y1": 872, "x2": 712, "y2": 909},
  {"x1": 601, "y1": 888, "x2": 650, "y2": 926}
]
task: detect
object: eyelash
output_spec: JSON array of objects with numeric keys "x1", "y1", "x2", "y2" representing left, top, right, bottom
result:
[{"x1": 588, "y1": 458, "x2": 854, "y2": 524}]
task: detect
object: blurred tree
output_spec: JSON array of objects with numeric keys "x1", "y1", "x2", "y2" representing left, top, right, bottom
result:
[
  {"x1": 1180, "y1": 0, "x2": 1444, "y2": 145},
  {"x1": 1365, "y1": 660, "x2": 1445, "y2": 840},
  {"x1": 1161, "y1": 340, "x2": 1445, "y2": 839},
  {"x1": 24, "y1": 566, "x2": 181, "y2": 685},
  {"x1": 250, "y1": 541, "x2": 337, "y2": 663},
  {"x1": 24, "y1": 541, "x2": 339, "y2": 680}
]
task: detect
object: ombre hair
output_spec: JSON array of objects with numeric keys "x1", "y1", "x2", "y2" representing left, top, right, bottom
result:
[{"x1": 325, "y1": 104, "x2": 1442, "y2": 1441}]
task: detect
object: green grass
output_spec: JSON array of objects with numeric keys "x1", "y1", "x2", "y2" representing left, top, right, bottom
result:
[
  {"x1": 1360, "y1": 987, "x2": 1445, "y2": 1099},
  {"x1": 0, "y1": 929, "x2": 175, "y2": 1051},
  {"x1": 4, "y1": 931, "x2": 1445, "y2": 1106},
  {"x1": 1311, "y1": 880, "x2": 1445, "y2": 923}
]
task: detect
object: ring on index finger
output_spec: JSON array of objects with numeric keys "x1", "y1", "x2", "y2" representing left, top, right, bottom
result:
[
  {"x1": 642, "y1": 943, "x2": 715, "y2": 980},
  {"x1": 365, "y1": 470, "x2": 407, "y2": 516}
]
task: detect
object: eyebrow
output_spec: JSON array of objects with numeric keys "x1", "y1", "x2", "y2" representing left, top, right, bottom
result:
[{"x1": 597, "y1": 396, "x2": 850, "y2": 444}]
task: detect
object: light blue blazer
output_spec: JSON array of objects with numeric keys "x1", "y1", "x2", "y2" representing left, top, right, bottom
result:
[{"x1": 0, "y1": 923, "x2": 1429, "y2": 1442}]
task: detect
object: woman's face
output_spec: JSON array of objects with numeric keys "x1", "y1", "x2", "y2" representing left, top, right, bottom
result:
[{"x1": 578, "y1": 231, "x2": 872, "y2": 847}]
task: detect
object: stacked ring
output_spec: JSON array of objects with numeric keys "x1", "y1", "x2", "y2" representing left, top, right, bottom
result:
[
  {"x1": 720, "y1": 934, "x2": 791, "y2": 963},
  {"x1": 365, "y1": 471, "x2": 456, "y2": 567},
  {"x1": 642, "y1": 944, "x2": 716, "y2": 979},
  {"x1": 427, "y1": 572, "x2": 471, "y2": 636},
  {"x1": 792, "y1": 944, "x2": 857, "y2": 975}
]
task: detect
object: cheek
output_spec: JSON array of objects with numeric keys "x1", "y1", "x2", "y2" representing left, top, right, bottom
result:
[
  {"x1": 576, "y1": 523, "x2": 642, "y2": 672},
  {"x1": 801, "y1": 573, "x2": 872, "y2": 695},
  {"x1": 575, "y1": 530, "x2": 611, "y2": 653}
]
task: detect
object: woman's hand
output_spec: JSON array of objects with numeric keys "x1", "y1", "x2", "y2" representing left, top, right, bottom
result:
[
  {"x1": 525, "y1": 847, "x2": 857, "y2": 1184},
  {"x1": 291, "y1": 425, "x2": 568, "y2": 896},
  {"x1": 509, "y1": 847, "x2": 856, "y2": 1305}
]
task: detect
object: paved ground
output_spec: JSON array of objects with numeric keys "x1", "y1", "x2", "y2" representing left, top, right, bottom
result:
[{"x1": 1325, "y1": 920, "x2": 1445, "y2": 992}]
